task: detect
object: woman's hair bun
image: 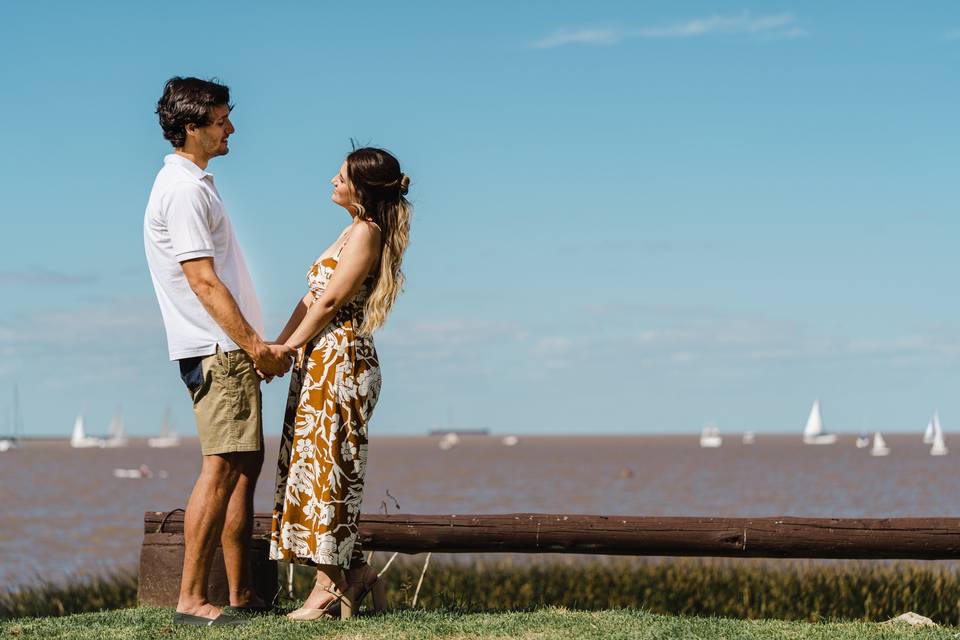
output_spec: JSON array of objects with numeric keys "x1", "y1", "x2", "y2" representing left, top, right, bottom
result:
[{"x1": 398, "y1": 173, "x2": 410, "y2": 196}]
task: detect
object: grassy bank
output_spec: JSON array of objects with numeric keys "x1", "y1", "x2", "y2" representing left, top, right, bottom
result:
[
  {"x1": 0, "y1": 571, "x2": 137, "y2": 619},
  {"x1": 1, "y1": 607, "x2": 956, "y2": 640},
  {"x1": 303, "y1": 557, "x2": 960, "y2": 624},
  {"x1": 6, "y1": 557, "x2": 960, "y2": 625}
]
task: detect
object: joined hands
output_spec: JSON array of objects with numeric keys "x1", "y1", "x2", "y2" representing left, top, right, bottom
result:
[{"x1": 252, "y1": 342, "x2": 296, "y2": 382}]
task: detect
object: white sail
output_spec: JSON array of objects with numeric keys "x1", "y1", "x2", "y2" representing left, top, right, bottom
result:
[
  {"x1": 1, "y1": 384, "x2": 21, "y2": 451},
  {"x1": 924, "y1": 418, "x2": 935, "y2": 444},
  {"x1": 870, "y1": 432, "x2": 890, "y2": 457},
  {"x1": 160, "y1": 409, "x2": 171, "y2": 437},
  {"x1": 1, "y1": 386, "x2": 21, "y2": 452},
  {"x1": 803, "y1": 401, "x2": 823, "y2": 437},
  {"x1": 931, "y1": 414, "x2": 948, "y2": 456},
  {"x1": 148, "y1": 408, "x2": 181, "y2": 448},
  {"x1": 103, "y1": 408, "x2": 128, "y2": 448},
  {"x1": 71, "y1": 415, "x2": 85, "y2": 443},
  {"x1": 802, "y1": 400, "x2": 837, "y2": 445},
  {"x1": 70, "y1": 415, "x2": 102, "y2": 448}
]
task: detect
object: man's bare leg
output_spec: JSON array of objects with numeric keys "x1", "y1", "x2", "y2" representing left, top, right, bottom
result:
[
  {"x1": 176, "y1": 453, "x2": 242, "y2": 617},
  {"x1": 220, "y1": 448, "x2": 266, "y2": 607}
]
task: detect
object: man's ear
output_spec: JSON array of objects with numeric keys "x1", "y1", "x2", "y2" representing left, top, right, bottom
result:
[{"x1": 184, "y1": 122, "x2": 198, "y2": 137}]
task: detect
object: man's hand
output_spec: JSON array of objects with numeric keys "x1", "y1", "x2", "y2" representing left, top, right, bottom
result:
[{"x1": 252, "y1": 343, "x2": 295, "y2": 378}]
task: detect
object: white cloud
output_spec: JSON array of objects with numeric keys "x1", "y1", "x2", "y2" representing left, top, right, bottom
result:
[
  {"x1": 377, "y1": 319, "x2": 528, "y2": 369},
  {"x1": 531, "y1": 11, "x2": 805, "y2": 49},
  {"x1": 531, "y1": 27, "x2": 625, "y2": 49},
  {"x1": 0, "y1": 268, "x2": 97, "y2": 286},
  {"x1": 635, "y1": 12, "x2": 796, "y2": 38},
  {"x1": 534, "y1": 336, "x2": 574, "y2": 356},
  {"x1": 521, "y1": 302, "x2": 960, "y2": 372},
  {"x1": 0, "y1": 297, "x2": 164, "y2": 359}
]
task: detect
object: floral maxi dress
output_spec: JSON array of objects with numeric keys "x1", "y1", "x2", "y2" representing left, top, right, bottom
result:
[{"x1": 269, "y1": 248, "x2": 381, "y2": 568}]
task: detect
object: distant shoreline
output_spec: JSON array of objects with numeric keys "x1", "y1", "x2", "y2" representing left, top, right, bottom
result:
[{"x1": 5, "y1": 432, "x2": 932, "y2": 442}]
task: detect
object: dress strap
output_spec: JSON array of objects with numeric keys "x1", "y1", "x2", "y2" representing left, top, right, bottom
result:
[{"x1": 334, "y1": 230, "x2": 353, "y2": 259}]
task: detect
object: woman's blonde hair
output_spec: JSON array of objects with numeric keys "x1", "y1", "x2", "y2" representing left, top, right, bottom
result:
[{"x1": 345, "y1": 147, "x2": 411, "y2": 336}]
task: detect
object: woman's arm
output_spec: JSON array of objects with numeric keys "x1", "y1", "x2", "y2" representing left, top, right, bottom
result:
[
  {"x1": 283, "y1": 222, "x2": 382, "y2": 349},
  {"x1": 274, "y1": 293, "x2": 313, "y2": 344}
]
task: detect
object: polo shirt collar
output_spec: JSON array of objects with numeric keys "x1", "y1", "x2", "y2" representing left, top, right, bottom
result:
[{"x1": 164, "y1": 153, "x2": 214, "y2": 181}]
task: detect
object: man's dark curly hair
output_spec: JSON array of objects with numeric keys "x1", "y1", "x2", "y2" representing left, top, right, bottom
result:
[{"x1": 155, "y1": 77, "x2": 232, "y2": 148}]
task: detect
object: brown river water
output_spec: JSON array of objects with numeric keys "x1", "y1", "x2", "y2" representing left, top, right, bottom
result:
[{"x1": 1, "y1": 434, "x2": 957, "y2": 588}]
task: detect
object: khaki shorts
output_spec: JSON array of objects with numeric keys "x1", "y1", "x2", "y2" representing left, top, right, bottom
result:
[{"x1": 179, "y1": 347, "x2": 263, "y2": 455}]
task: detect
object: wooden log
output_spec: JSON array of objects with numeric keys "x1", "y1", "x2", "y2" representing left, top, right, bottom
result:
[
  {"x1": 138, "y1": 511, "x2": 277, "y2": 607},
  {"x1": 143, "y1": 511, "x2": 960, "y2": 560}
]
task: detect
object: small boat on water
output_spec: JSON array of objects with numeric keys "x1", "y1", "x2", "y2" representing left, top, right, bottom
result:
[
  {"x1": 855, "y1": 431, "x2": 870, "y2": 449},
  {"x1": 437, "y1": 432, "x2": 460, "y2": 450},
  {"x1": 113, "y1": 464, "x2": 153, "y2": 479},
  {"x1": 742, "y1": 431, "x2": 756, "y2": 445},
  {"x1": 930, "y1": 414, "x2": 948, "y2": 456},
  {"x1": 112, "y1": 464, "x2": 168, "y2": 479},
  {"x1": 870, "y1": 432, "x2": 890, "y2": 457},
  {"x1": 802, "y1": 400, "x2": 837, "y2": 445},
  {"x1": 147, "y1": 408, "x2": 180, "y2": 448},
  {"x1": 427, "y1": 428, "x2": 489, "y2": 436},
  {"x1": 699, "y1": 425, "x2": 722, "y2": 448},
  {"x1": 70, "y1": 414, "x2": 104, "y2": 448},
  {"x1": 501, "y1": 435, "x2": 519, "y2": 447}
]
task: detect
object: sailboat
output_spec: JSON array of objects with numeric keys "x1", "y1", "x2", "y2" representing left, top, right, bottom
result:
[
  {"x1": 802, "y1": 400, "x2": 837, "y2": 445},
  {"x1": 0, "y1": 384, "x2": 21, "y2": 452},
  {"x1": 855, "y1": 431, "x2": 870, "y2": 448},
  {"x1": 930, "y1": 413, "x2": 948, "y2": 456},
  {"x1": 70, "y1": 414, "x2": 104, "y2": 448},
  {"x1": 147, "y1": 408, "x2": 181, "y2": 448},
  {"x1": 699, "y1": 424, "x2": 722, "y2": 448},
  {"x1": 870, "y1": 432, "x2": 890, "y2": 457},
  {"x1": 102, "y1": 407, "x2": 128, "y2": 448}
]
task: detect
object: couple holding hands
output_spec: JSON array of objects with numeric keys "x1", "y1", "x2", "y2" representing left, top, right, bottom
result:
[{"x1": 144, "y1": 77, "x2": 409, "y2": 626}]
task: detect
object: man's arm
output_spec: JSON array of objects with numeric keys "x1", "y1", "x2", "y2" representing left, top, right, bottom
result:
[{"x1": 180, "y1": 257, "x2": 292, "y2": 376}]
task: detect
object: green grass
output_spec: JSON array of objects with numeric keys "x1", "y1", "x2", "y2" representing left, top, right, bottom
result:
[
  {"x1": 8, "y1": 557, "x2": 960, "y2": 630},
  {"x1": 1, "y1": 607, "x2": 957, "y2": 640}
]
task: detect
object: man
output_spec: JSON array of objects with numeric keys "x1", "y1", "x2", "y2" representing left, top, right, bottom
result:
[{"x1": 144, "y1": 77, "x2": 293, "y2": 626}]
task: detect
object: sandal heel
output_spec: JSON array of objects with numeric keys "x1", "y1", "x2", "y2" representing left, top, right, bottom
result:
[
  {"x1": 370, "y1": 579, "x2": 388, "y2": 614},
  {"x1": 339, "y1": 594, "x2": 354, "y2": 620}
]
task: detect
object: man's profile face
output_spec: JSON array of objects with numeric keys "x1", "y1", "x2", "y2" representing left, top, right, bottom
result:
[{"x1": 190, "y1": 104, "x2": 234, "y2": 158}]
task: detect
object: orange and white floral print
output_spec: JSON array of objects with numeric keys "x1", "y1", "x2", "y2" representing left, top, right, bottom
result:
[{"x1": 269, "y1": 254, "x2": 381, "y2": 567}]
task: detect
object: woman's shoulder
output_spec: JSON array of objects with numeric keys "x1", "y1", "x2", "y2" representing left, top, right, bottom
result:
[{"x1": 350, "y1": 220, "x2": 382, "y2": 244}]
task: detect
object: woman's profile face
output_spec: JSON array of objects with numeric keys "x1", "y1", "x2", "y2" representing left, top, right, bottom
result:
[{"x1": 330, "y1": 160, "x2": 357, "y2": 212}]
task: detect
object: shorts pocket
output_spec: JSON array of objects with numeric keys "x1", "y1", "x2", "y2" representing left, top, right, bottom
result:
[
  {"x1": 178, "y1": 356, "x2": 205, "y2": 393},
  {"x1": 179, "y1": 355, "x2": 214, "y2": 404}
]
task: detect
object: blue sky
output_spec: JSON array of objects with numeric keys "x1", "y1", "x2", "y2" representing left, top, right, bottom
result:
[{"x1": 1, "y1": 1, "x2": 959, "y2": 437}]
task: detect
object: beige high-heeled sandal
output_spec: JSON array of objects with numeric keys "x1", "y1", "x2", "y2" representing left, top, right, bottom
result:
[{"x1": 287, "y1": 582, "x2": 353, "y2": 621}]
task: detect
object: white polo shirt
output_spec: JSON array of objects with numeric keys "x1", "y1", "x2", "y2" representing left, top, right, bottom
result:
[{"x1": 144, "y1": 154, "x2": 264, "y2": 360}]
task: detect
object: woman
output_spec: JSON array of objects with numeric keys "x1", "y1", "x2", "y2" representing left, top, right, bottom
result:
[{"x1": 269, "y1": 147, "x2": 411, "y2": 620}]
